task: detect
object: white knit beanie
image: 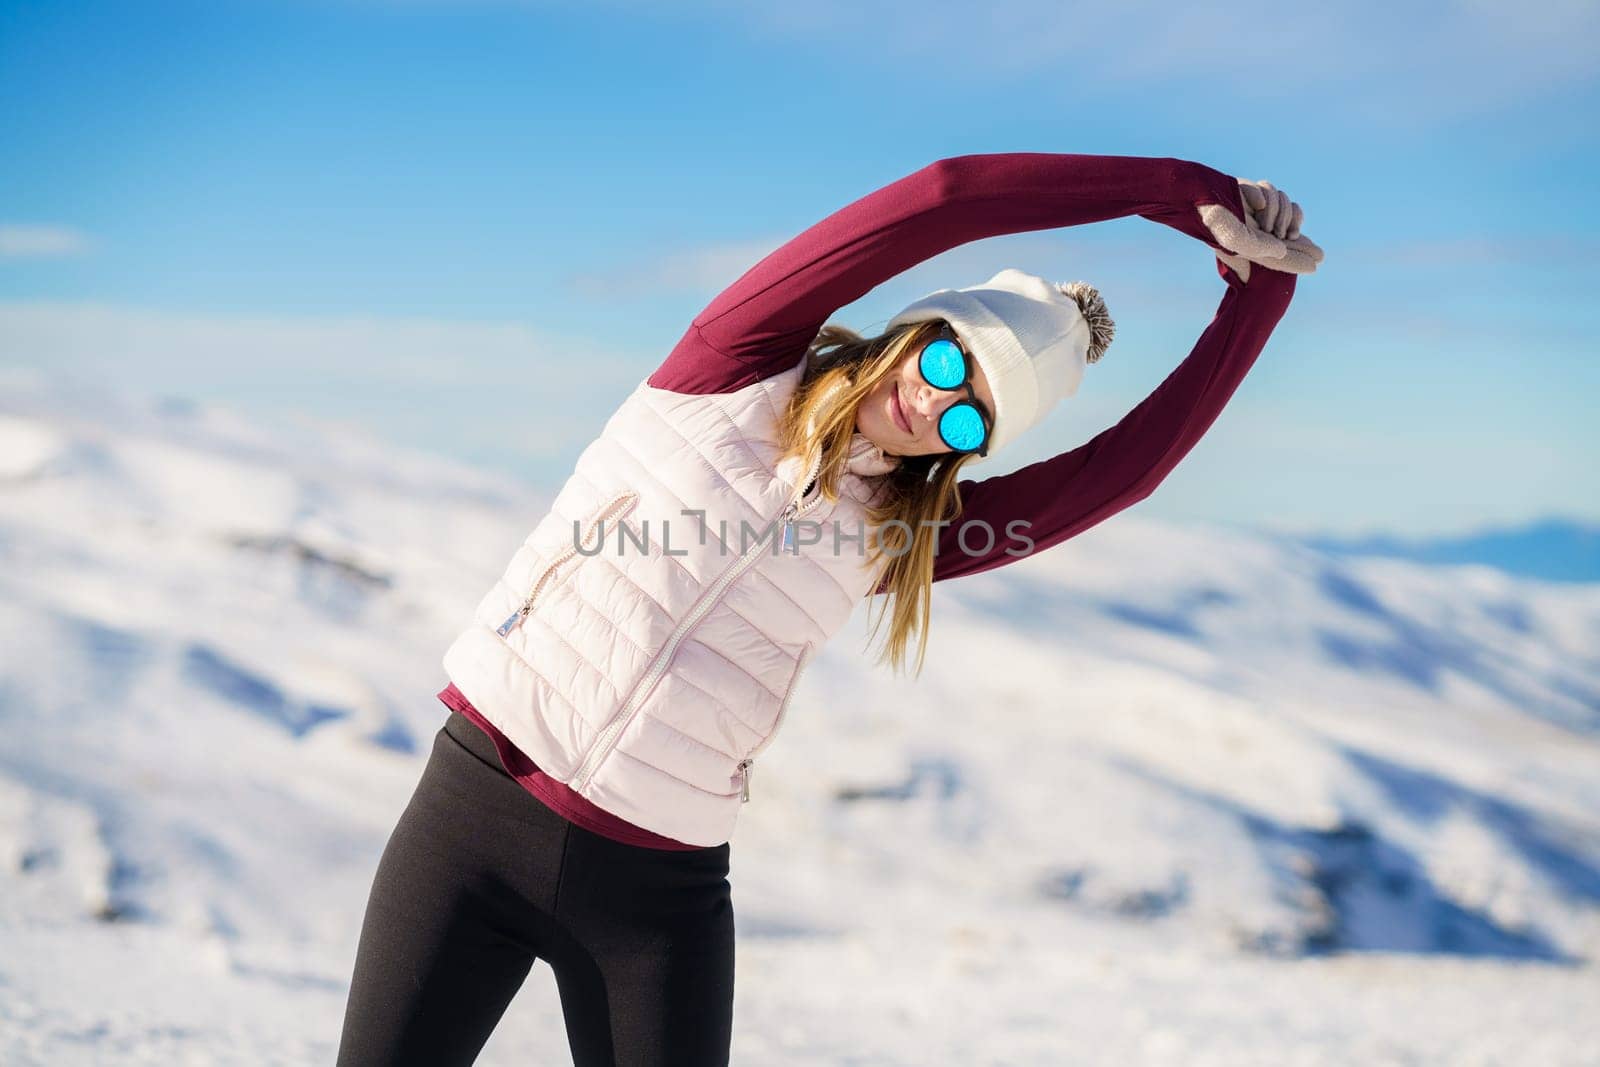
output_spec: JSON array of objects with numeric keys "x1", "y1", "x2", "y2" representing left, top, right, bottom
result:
[{"x1": 885, "y1": 267, "x2": 1115, "y2": 467}]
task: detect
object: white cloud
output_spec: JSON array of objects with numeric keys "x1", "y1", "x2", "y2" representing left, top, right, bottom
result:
[
  {"x1": 0, "y1": 225, "x2": 92, "y2": 259},
  {"x1": 0, "y1": 301, "x2": 656, "y2": 472},
  {"x1": 566, "y1": 236, "x2": 784, "y2": 296},
  {"x1": 515, "y1": 0, "x2": 1600, "y2": 124},
  {"x1": 1359, "y1": 235, "x2": 1600, "y2": 268},
  {"x1": 566, "y1": 223, "x2": 1195, "y2": 316},
  {"x1": 0, "y1": 300, "x2": 645, "y2": 391}
]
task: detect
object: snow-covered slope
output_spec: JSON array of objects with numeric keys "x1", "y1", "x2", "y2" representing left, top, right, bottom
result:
[{"x1": 2, "y1": 369, "x2": 1598, "y2": 1065}]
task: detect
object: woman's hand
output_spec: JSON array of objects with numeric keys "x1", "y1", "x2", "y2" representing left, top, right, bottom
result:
[
  {"x1": 1197, "y1": 177, "x2": 1324, "y2": 283},
  {"x1": 1240, "y1": 180, "x2": 1301, "y2": 239}
]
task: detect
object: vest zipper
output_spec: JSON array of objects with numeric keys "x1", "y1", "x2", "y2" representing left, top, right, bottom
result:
[
  {"x1": 782, "y1": 473, "x2": 821, "y2": 551},
  {"x1": 569, "y1": 450, "x2": 826, "y2": 795},
  {"x1": 736, "y1": 641, "x2": 815, "y2": 803},
  {"x1": 495, "y1": 490, "x2": 639, "y2": 638}
]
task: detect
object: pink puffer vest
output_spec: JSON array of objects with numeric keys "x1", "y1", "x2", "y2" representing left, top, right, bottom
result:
[{"x1": 441, "y1": 352, "x2": 899, "y2": 847}]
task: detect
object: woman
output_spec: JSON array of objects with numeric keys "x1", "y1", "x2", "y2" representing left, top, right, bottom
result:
[{"x1": 336, "y1": 151, "x2": 1321, "y2": 1065}]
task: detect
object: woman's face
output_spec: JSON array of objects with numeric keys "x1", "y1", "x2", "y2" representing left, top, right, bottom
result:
[{"x1": 855, "y1": 325, "x2": 996, "y2": 458}]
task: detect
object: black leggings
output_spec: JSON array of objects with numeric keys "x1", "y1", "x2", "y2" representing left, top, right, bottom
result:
[{"x1": 336, "y1": 710, "x2": 736, "y2": 1066}]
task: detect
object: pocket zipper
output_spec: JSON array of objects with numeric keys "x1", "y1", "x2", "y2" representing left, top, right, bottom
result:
[
  {"x1": 736, "y1": 641, "x2": 815, "y2": 803},
  {"x1": 495, "y1": 490, "x2": 639, "y2": 637}
]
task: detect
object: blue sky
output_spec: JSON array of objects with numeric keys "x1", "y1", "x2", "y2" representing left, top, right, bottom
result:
[{"x1": 3, "y1": 0, "x2": 1597, "y2": 538}]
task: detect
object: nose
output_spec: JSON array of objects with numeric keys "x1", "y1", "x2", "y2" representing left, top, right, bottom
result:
[{"x1": 910, "y1": 383, "x2": 956, "y2": 432}]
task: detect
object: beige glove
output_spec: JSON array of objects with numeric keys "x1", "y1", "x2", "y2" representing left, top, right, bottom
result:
[
  {"x1": 1241, "y1": 180, "x2": 1302, "y2": 239},
  {"x1": 1197, "y1": 178, "x2": 1324, "y2": 283}
]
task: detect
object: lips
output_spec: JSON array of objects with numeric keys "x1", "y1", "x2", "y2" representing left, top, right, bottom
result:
[{"x1": 891, "y1": 386, "x2": 912, "y2": 435}]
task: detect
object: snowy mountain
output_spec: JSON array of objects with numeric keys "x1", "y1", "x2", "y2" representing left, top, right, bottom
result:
[{"x1": 2, "y1": 368, "x2": 1598, "y2": 1065}]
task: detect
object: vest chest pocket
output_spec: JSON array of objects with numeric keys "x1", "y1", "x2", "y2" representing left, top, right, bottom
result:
[{"x1": 496, "y1": 490, "x2": 639, "y2": 637}]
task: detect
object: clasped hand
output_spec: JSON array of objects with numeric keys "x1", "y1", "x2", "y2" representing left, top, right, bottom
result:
[{"x1": 1198, "y1": 178, "x2": 1325, "y2": 282}]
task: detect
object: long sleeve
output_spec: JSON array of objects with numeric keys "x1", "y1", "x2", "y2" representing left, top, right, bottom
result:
[
  {"x1": 647, "y1": 152, "x2": 1248, "y2": 395},
  {"x1": 906, "y1": 259, "x2": 1298, "y2": 589}
]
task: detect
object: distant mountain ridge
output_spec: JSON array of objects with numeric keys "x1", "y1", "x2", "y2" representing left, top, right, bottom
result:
[{"x1": 1292, "y1": 517, "x2": 1600, "y2": 583}]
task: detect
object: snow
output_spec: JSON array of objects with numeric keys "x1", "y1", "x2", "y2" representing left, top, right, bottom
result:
[{"x1": 1, "y1": 369, "x2": 1597, "y2": 1065}]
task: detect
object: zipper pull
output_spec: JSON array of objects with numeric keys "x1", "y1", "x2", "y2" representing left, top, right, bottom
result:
[
  {"x1": 781, "y1": 498, "x2": 801, "y2": 553},
  {"x1": 737, "y1": 758, "x2": 752, "y2": 802},
  {"x1": 496, "y1": 606, "x2": 528, "y2": 637}
]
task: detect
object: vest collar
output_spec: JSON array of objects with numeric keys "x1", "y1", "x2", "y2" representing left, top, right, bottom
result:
[{"x1": 845, "y1": 430, "x2": 901, "y2": 478}]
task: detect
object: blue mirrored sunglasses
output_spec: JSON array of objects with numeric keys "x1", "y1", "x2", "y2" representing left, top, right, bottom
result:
[{"x1": 916, "y1": 323, "x2": 992, "y2": 456}]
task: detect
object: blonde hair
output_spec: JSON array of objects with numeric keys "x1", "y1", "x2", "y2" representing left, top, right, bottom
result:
[{"x1": 775, "y1": 319, "x2": 984, "y2": 679}]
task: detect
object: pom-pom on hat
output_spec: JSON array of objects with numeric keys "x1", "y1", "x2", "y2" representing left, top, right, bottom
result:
[{"x1": 885, "y1": 267, "x2": 1115, "y2": 467}]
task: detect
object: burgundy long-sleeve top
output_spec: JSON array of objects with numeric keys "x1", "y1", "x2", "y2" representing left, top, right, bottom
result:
[{"x1": 443, "y1": 152, "x2": 1300, "y2": 850}]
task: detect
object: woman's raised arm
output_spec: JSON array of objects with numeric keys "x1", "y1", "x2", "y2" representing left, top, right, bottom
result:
[
  {"x1": 917, "y1": 258, "x2": 1298, "y2": 588},
  {"x1": 648, "y1": 152, "x2": 1249, "y2": 396}
]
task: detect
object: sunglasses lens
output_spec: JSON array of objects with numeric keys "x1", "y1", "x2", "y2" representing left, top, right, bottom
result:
[
  {"x1": 940, "y1": 404, "x2": 987, "y2": 453},
  {"x1": 919, "y1": 338, "x2": 966, "y2": 390}
]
